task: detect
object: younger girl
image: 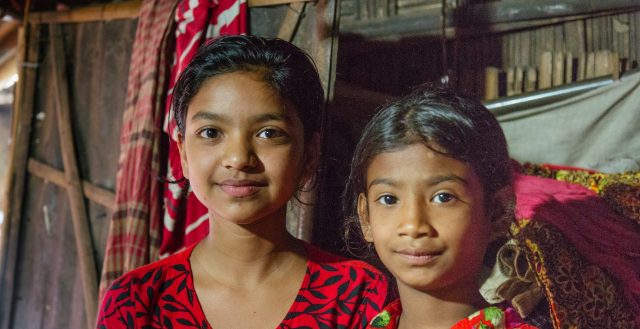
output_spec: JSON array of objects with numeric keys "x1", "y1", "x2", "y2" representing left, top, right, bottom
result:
[
  {"x1": 344, "y1": 86, "x2": 538, "y2": 329},
  {"x1": 97, "y1": 35, "x2": 388, "y2": 329}
]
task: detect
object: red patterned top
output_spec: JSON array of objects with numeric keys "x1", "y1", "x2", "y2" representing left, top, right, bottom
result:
[
  {"x1": 96, "y1": 243, "x2": 389, "y2": 329},
  {"x1": 367, "y1": 300, "x2": 539, "y2": 329}
]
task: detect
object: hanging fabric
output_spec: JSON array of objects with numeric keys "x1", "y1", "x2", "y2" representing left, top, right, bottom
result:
[
  {"x1": 98, "y1": 0, "x2": 177, "y2": 302},
  {"x1": 161, "y1": 0, "x2": 247, "y2": 258}
]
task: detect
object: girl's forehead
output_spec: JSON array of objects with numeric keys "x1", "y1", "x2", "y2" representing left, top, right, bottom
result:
[{"x1": 365, "y1": 144, "x2": 479, "y2": 186}]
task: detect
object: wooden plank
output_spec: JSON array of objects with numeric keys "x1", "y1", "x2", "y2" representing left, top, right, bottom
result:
[
  {"x1": 593, "y1": 17, "x2": 601, "y2": 50},
  {"x1": 539, "y1": 51, "x2": 553, "y2": 89},
  {"x1": 525, "y1": 67, "x2": 537, "y2": 92},
  {"x1": 594, "y1": 50, "x2": 612, "y2": 77},
  {"x1": 576, "y1": 18, "x2": 586, "y2": 53},
  {"x1": 277, "y1": 2, "x2": 307, "y2": 41},
  {"x1": 506, "y1": 67, "x2": 515, "y2": 96},
  {"x1": 586, "y1": 52, "x2": 596, "y2": 78},
  {"x1": 564, "y1": 20, "x2": 581, "y2": 54},
  {"x1": 484, "y1": 67, "x2": 499, "y2": 100},
  {"x1": 49, "y1": 24, "x2": 98, "y2": 329},
  {"x1": 29, "y1": 1, "x2": 141, "y2": 23},
  {"x1": 635, "y1": 12, "x2": 640, "y2": 65},
  {"x1": 552, "y1": 51, "x2": 564, "y2": 86},
  {"x1": 0, "y1": 24, "x2": 40, "y2": 329},
  {"x1": 586, "y1": 16, "x2": 594, "y2": 52},
  {"x1": 27, "y1": 159, "x2": 115, "y2": 210},
  {"x1": 0, "y1": 20, "x2": 20, "y2": 44},
  {"x1": 565, "y1": 51, "x2": 574, "y2": 83},
  {"x1": 249, "y1": 0, "x2": 312, "y2": 7},
  {"x1": 25, "y1": 0, "x2": 313, "y2": 19},
  {"x1": 610, "y1": 52, "x2": 620, "y2": 80},
  {"x1": 577, "y1": 52, "x2": 586, "y2": 81},
  {"x1": 513, "y1": 66, "x2": 524, "y2": 95}
]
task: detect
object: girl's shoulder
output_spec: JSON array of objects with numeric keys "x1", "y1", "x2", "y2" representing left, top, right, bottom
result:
[
  {"x1": 97, "y1": 244, "x2": 202, "y2": 328},
  {"x1": 108, "y1": 244, "x2": 196, "y2": 289}
]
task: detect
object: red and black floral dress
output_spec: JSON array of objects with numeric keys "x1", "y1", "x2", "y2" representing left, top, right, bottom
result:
[{"x1": 96, "y1": 243, "x2": 389, "y2": 329}]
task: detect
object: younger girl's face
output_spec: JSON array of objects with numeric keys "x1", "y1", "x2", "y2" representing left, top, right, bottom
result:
[
  {"x1": 358, "y1": 143, "x2": 491, "y2": 298},
  {"x1": 178, "y1": 71, "x2": 310, "y2": 226}
]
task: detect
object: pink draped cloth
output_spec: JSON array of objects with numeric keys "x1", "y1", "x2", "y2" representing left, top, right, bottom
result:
[{"x1": 513, "y1": 172, "x2": 640, "y2": 325}]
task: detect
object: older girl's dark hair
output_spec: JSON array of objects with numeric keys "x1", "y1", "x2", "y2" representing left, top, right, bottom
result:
[
  {"x1": 343, "y1": 84, "x2": 512, "y2": 256},
  {"x1": 172, "y1": 35, "x2": 324, "y2": 142}
]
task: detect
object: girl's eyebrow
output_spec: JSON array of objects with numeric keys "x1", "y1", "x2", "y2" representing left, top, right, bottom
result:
[
  {"x1": 190, "y1": 111, "x2": 290, "y2": 124},
  {"x1": 429, "y1": 174, "x2": 469, "y2": 187},
  {"x1": 191, "y1": 111, "x2": 227, "y2": 123},
  {"x1": 253, "y1": 112, "x2": 290, "y2": 123},
  {"x1": 367, "y1": 174, "x2": 468, "y2": 190},
  {"x1": 368, "y1": 177, "x2": 397, "y2": 189}
]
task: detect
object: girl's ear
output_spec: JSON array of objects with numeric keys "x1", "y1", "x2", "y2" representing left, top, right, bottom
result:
[
  {"x1": 301, "y1": 133, "x2": 321, "y2": 183},
  {"x1": 357, "y1": 193, "x2": 374, "y2": 242},
  {"x1": 177, "y1": 133, "x2": 189, "y2": 180},
  {"x1": 489, "y1": 185, "x2": 516, "y2": 240}
]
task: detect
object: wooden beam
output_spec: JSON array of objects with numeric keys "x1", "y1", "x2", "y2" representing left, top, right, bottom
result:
[
  {"x1": 249, "y1": 0, "x2": 312, "y2": 7},
  {"x1": 27, "y1": 159, "x2": 115, "y2": 210},
  {"x1": 24, "y1": 0, "x2": 311, "y2": 23},
  {"x1": 0, "y1": 21, "x2": 20, "y2": 44},
  {"x1": 341, "y1": 4, "x2": 640, "y2": 39},
  {"x1": 0, "y1": 24, "x2": 41, "y2": 329},
  {"x1": 277, "y1": 2, "x2": 308, "y2": 41},
  {"x1": 49, "y1": 24, "x2": 98, "y2": 329},
  {"x1": 29, "y1": 1, "x2": 141, "y2": 24}
]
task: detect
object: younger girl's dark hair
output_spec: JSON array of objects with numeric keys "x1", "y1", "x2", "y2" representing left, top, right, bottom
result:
[
  {"x1": 343, "y1": 84, "x2": 512, "y2": 256},
  {"x1": 172, "y1": 34, "x2": 325, "y2": 143}
]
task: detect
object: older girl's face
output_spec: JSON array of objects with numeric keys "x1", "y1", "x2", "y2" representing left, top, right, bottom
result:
[
  {"x1": 358, "y1": 143, "x2": 491, "y2": 299},
  {"x1": 177, "y1": 71, "x2": 311, "y2": 226}
]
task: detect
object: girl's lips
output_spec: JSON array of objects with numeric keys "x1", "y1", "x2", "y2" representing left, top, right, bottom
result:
[
  {"x1": 218, "y1": 180, "x2": 266, "y2": 198},
  {"x1": 396, "y1": 249, "x2": 441, "y2": 265}
]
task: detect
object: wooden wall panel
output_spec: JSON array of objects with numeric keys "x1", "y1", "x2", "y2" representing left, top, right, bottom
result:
[{"x1": 5, "y1": 20, "x2": 135, "y2": 329}]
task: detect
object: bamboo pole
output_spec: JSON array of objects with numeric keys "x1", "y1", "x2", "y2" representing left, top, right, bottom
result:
[
  {"x1": 49, "y1": 24, "x2": 98, "y2": 329},
  {"x1": 27, "y1": 159, "x2": 115, "y2": 210},
  {"x1": 0, "y1": 23, "x2": 40, "y2": 329}
]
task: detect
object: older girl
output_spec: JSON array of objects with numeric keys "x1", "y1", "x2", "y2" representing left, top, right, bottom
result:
[{"x1": 97, "y1": 35, "x2": 388, "y2": 329}]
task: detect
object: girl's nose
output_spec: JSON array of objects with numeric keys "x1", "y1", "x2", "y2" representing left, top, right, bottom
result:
[
  {"x1": 222, "y1": 135, "x2": 258, "y2": 170},
  {"x1": 397, "y1": 200, "x2": 435, "y2": 238}
]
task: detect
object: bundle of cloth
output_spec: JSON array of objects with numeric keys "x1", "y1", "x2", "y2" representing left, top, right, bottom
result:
[{"x1": 481, "y1": 163, "x2": 640, "y2": 328}]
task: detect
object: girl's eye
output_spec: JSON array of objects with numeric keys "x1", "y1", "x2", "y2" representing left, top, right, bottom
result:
[
  {"x1": 432, "y1": 193, "x2": 455, "y2": 204},
  {"x1": 257, "y1": 128, "x2": 284, "y2": 139},
  {"x1": 375, "y1": 194, "x2": 398, "y2": 206},
  {"x1": 197, "y1": 128, "x2": 221, "y2": 139}
]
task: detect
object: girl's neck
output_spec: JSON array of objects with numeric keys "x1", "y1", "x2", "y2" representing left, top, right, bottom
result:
[
  {"x1": 193, "y1": 206, "x2": 305, "y2": 287},
  {"x1": 397, "y1": 281, "x2": 488, "y2": 329}
]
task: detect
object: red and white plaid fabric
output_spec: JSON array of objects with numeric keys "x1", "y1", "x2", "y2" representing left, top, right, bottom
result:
[
  {"x1": 99, "y1": 0, "x2": 176, "y2": 302},
  {"x1": 161, "y1": 0, "x2": 247, "y2": 257}
]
